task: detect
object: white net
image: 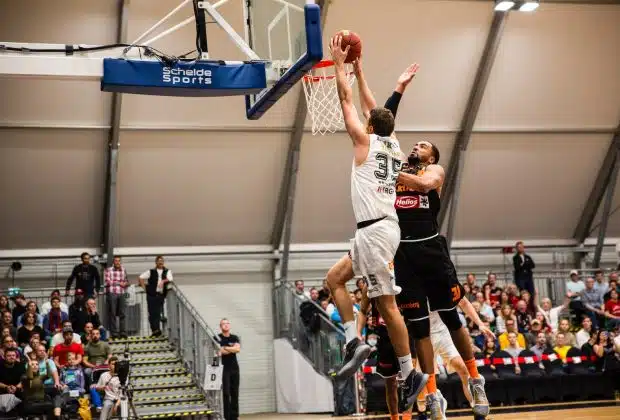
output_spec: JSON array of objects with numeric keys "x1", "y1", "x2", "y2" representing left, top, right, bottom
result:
[{"x1": 302, "y1": 61, "x2": 356, "y2": 136}]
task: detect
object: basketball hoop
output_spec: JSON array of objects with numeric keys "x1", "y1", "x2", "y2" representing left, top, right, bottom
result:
[{"x1": 302, "y1": 60, "x2": 356, "y2": 136}]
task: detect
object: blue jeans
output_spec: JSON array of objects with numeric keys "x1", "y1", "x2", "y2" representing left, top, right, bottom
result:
[{"x1": 90, "y1": 388, "x2": 103, "y2": 408}]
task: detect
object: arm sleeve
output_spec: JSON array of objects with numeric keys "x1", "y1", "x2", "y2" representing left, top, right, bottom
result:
[{"x1": 383, "y1": 91, "x2": 402, "y2": 118}]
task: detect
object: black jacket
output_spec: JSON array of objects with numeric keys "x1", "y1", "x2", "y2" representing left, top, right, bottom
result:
[{"x1": 513, "y1": 253, "x2": 535, "y2": 281}]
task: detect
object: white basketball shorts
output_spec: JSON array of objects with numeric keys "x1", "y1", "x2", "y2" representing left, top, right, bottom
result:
[
  {"x1": 350, "y1": 218, "x2": 401, "y2": 299},
  {"x1": 431, "y1": 325, "x2": 461, "y2": 374}
]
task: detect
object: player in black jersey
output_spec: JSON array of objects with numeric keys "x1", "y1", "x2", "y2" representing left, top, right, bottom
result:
[{"x1": 353, "y1": 75, "x2": 489, "y2": 419}]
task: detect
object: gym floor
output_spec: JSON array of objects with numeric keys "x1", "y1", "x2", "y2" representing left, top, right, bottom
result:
[{"x1": 240, "y1": 401, "x2": 620, "y2": 419}]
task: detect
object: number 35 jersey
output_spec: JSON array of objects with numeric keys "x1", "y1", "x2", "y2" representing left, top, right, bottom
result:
[{"x1": 351, "y1": 134, "x2": 403, "y2": 224}]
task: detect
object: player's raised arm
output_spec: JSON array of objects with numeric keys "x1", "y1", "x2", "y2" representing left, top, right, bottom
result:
[
  {"x1": 352, "y1": 58, "x2": 376, "y2": 121},
  {"x1": 330, "y1": 35, "x2": 368, "y2": 148},
  {"x1": 384, "y1": 63, "x2": 419, "y2": 120},
  {"x1": 398, "y1": 164, "x2": 444, "y2": 194}
]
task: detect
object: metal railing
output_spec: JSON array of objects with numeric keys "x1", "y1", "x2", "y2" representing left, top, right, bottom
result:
[
  {"x1": 166, "y1": 286, "x2": 223, "y2": 416},
  {"x1": 274, "y1": 282, "x2": 346, "y2": 376},
  {"x1": 0, "y1": 284, "x2": 223, "y2": 417}
]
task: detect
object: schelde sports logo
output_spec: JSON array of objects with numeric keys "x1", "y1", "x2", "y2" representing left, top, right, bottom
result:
[{"x1": 162, "y1": 67, "x2": 212, "y2": 85}]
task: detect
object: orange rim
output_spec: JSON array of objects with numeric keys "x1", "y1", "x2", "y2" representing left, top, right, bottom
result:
[{"x1": 302, "y1": 60, "x2": 354, "y2": 83}]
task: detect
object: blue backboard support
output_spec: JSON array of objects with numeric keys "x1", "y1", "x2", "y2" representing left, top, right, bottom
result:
[{"x1": 245, "y1": 3, "x2": 323, "y2": 120}]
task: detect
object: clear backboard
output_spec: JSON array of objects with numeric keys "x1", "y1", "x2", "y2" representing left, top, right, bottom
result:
[{"x1": 245, "y1": 0, "x2": 323, "y2": 119}]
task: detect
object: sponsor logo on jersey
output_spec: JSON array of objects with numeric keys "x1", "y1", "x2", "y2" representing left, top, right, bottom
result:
[
  {"x1": 398, "y1": 301, "x2": 421, "y2": 309},
  {"x1": 395, "y1": 195, "x2": 430, "y2": 209},
  {"x1": 377, "y1": 185, "x2": 395, "y2": 194},
  {"x1": 396, "y1": 183, "x2": 416, "y2": 193}
]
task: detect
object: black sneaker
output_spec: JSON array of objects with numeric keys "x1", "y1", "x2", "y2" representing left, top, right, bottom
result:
[
  {"x1": 335, "y1": 338, "x2": 371, "y2": 379},
  {"x1": 400, "y1": 370, "x2": 429, "y2": 408}
]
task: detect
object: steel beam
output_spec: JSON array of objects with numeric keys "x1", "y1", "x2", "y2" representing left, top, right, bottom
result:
[
  {"x1": 102, "y1": 0, "x2": 129, "y2": 266},
  {"x1": 271, "y1": 0, "x2": 329, "y2": 266},
  {"x1": 573, "y1": 124, "x2": 620, "y2": 243},
  {"x1": 593, "y1": 149, "x2": 620, "y2": 267},
  {"x1": 438, "y1": 11, "x2": 508, "y2": 231}
]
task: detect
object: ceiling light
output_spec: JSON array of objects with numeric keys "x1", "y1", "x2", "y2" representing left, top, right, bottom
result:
[
  {"x1": 494, "y1": 1, "x2": 515, "y2": 11},
  {"x1": 519, "y1": 1, "x2": 540, "y2": 12}
]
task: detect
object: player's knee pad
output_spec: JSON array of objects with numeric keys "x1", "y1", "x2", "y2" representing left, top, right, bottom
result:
[
  {"x1": 438, "y1": 308, "x2": 462, "y2": 332},
  {"x1": 406, "y1": 316, "x2": 430, "y2": 340}
]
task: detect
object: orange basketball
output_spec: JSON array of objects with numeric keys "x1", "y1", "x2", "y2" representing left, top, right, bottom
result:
[{"x1": 336, "y1": 30, "x2": 362, "y2": 63}]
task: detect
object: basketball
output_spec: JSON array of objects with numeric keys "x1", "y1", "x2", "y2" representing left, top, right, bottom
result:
[{"x1": 336, "y1": 30, "x2": 362, "y2": 63}]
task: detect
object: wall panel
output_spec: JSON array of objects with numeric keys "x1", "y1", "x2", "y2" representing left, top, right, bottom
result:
[
  {"x1": 0, "y1": 129, "x2": 107, "y2": 248},
  {"x1": 116, "y1": 130, "x2": 288, "y2": 246},
  {"x1": 453, "y1": 133, "x2": 610, "y2": 240}
]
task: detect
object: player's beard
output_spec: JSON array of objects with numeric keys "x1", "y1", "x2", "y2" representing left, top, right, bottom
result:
[{"x1": 407, "y1": 154, "x2": 425, "y2": 173}]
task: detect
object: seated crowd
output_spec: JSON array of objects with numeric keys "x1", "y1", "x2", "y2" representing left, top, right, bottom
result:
[
  {"x1": 294, "y1": 269, "x2": 620, "y2": 394},
  {"x1": 0, "y1": 289, "x2": 121, "y2": 419}
]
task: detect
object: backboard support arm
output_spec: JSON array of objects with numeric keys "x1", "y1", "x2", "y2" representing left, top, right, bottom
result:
[{"x1": 193, "y1": 0, "x2": 210, "y2": 59}]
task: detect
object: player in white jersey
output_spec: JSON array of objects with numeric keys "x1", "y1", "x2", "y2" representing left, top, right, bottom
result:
[{"x1": 326, "y1": 35, "x2": 426, "y2": 406}]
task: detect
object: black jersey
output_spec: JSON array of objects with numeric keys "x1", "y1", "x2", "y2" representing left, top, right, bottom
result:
[
  {"x1": 394, "y1": 164, "x2": 441, "y2": 240},
  {"x1": 369, "y1": 298, "x2": 389, "y2": 338}
]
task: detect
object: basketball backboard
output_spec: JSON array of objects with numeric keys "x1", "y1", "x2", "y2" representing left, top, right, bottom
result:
[{"x1": 244, "y1": 0, "x2": 323, "y2": 119}]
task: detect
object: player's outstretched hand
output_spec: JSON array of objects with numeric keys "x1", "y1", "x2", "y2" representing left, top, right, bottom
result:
[
  {"x1": 397, "y1": 63, "x2": 420, "y2": 88},
  {"x1": 480, "y1": 324, "x2": 495, "y2": 341},
  {"x1": 330, "y1": 35, "x2": 350, "y2": 66}
]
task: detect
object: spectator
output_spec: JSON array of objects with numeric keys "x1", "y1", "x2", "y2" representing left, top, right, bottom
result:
[
  {"x1": 505, "y1": 284, "x2": 521, "y2": 307},
  {"x1": 354, "y1": 289, "x2": 363, "y2": 305},
  {"x1": 42, "y1": 297, "x2": 69, "y2": 337},
  {"x1": 66, "y1": 252, "x2": 101, "y2": 297},
  {"x1": 513, "y1": 241, "x2": 535, "y2": 295},
  {"x1": 553, "y1": 332, "x2": 572, "y2": 362},
  {"x1": 474, "y1": 292, "x2": 495, "y2": 324},
  {"x1": 20, "y1": 359, "x2": 53, "y2": 416},
  {"x1": 33, "y1": 344, "x2": 63, "y2": 416},
  {"x1": 90, "y1": 356, "x2": 120, "y2": 417},
  {"x1": 81, "y1": 323, "x2": 94, "y2": 345},
  {"x1": 497, "y1": 291, "x2": 511, "y2": 313},
  {"x1": 138, "y1": 256, "x2": 173, "y2": 337},
  {"x1": 483, "y1": 272, "x2": 503, "y2": 310},
  {"x1": 464, "y1": 274, "x2": 477, "y2": 301},
  {"x1": 16, "y1": 301, "x2": 43, "y2": 328},
  {"x1": 215, "y1": 318, "x2": 240, "y2": 420},
  {"x1": 593, "y1": 269, "x2": 607, "y2": 294},
  {"x1": 0, "y1": 296, "x2": 10, "y2": 314},
  {"x1": 593, "y1": 330, "x2": 613, "y2": 371},
  {"x1": 293, "y1": 280, "x2": 310, "y2": 300},
  {"x1": 0, "y1": 348, "x2": 25, "y2": 397},
  {"x1": 463, "y1": 284, "x2": 472, "y2": 302},
  {"x1": 317, "y1": 279, "x2": 331, "y2": 302},
  {"x1": 40, "y1": 290, "x2": 69, "y2": 316},
  {"x1": 309, "y1": 288, "x2": 319, "y2": 303},
  {"x1": 16, "y1": 312, "x2": 44, "y2": 348},
  {"x1": 566, "y1": 270, "x2": 586, "y2": 319},
  {"x1": 319, "y1": 298, "x2": 335, "y2": 317},
  {"x1": 104, "y1": 256, "x2": 129, "y2": 339},
  {"x1": 496, "y1": 304, "x2": 515, "y2": 334},
  {"x1": 23, "y1": 334, "x2": 41, "y2": 361},
  {"x1": 50, "y1": 321, "x2": 81, "y2": 348},
  {"x1": 82, "y1": 329, "x2": 111, "y2": 378},
  {"x1": 514, "y1": 300, "x2": 532, "y2": 333},
  {"x1": 0, "y1": 337, "x2": 21, "y2": 362},
  {"x1": 581, "y1": 277, "x2": 607, "y2": 328},
  {"x1": 556, "y1": 318, "x2": 577, "y2": 347},
  {"x1": 69, "y1": 290, "x2": 88, "y2": 333},
  {"x1": 504, "y1": 332, "x2": 524, "y2": 359},
  {"x1": 85, "y1": 299, "x2": 105, "y2": 339},
  {"x1": 533, "y1": 311, "x2": 551, "y2": 333},
  {"x1": 603, "y1": 289, "x2": 620, "y2": 329},
  {"x1": 530, "y1": 331, "x2": 551, "y2": 360},
  {"x1": 59, "y1": 352, "x2": 86, "y2": 396},
  {"x1": 520, "y1": 290, "x2": 537, "y2": 317},
  {"x1": 499, "y1": 318, "x2": 526, "y2": 350},
  {"x1": 0, "y1": 312, "x2": 16, "y2": 340},
  {"x1": 53, "y1": 327, "x2": 84, "y2": 368},
  {"x1": 537, "y1": 297, "x2": 567, "y2": 333},
  {"x1": 10, "y1": 294, "x2": 27, "y2": 328},
  {"x1": 604, "y1": 279, "x2": 620, "y2": 302},
  {"x1": 575, "y1": 317, "x2": 593, "y2": 349},
  {"x1": 525, "y1": 318, "x2": 545, "y2": 347}
]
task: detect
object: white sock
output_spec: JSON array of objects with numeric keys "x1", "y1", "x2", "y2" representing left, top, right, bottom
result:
[
  {"x1": 343, "y1": 320, "x2": 357, "y2": 344},
  {"x1": 398, "y1": 354, "x2": 414, "y2": 378}
]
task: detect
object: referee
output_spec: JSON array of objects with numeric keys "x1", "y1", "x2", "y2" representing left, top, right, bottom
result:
[{"x1": 215, "y1": 318, "x2": 240, "y2": 420}]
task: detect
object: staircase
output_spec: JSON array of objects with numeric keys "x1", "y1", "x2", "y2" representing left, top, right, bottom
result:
[{"x1": 110, "y1": 335, "x2": 215, "y2": 419}]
